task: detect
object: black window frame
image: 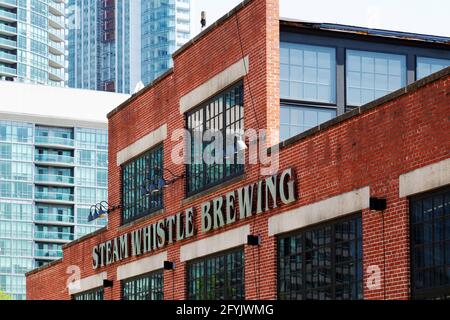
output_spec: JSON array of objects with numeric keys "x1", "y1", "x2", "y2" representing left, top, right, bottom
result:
[
  {"x1": 72, "y1": 287, "x2": 104, "y2": 300},
  {"x1": 410, "y1": 186, "x2": 450, "y2": 300},
  {"x1": 277, "y1": 213, "x2": 363, "y2": 300},
  {"x1": 121, "y1": 144, "x2": 164, "y2": 225},
  {"x1": 185, "y1": 81, "x2": 245, "y2": 197},
  {"x1": 186, "y1": 248, "x2": 245, "y2": 300},
  {"x1": 121, "y1": 270, "x2": 164, "y2": 300}
]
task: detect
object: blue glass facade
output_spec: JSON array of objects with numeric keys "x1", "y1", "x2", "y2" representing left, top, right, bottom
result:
[
  {"x1": 0, "y1": 120, "x2": 107, "y2": 300},
  {"x1": 67, "y1": 0, "x2": 191, "y2": 94},
  {"x1": 0, "y1": 0, "x2": 65, "y2": 86}
]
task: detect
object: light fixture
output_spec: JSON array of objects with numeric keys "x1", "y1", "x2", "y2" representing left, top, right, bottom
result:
[
  {"x1": 247, "y1": 235, "x2": 261, "y2": 246},
  {"x1": 164, "y1": 261, "x2": 175, "y2": 270},
  {"x1": 370, "y1": 197, "x2": 387, "y2": 211}
]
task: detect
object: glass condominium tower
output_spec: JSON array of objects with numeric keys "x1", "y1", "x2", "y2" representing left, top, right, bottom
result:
[
  {"x1": 68, "y1": 0, "x2": 191, "y2": 94},
  {"x1": 0, "y1": 0, "x2": 66, "y2": 86},
  {"x1": 0, "y1": 82, "x2": 130, "y2": 300}
]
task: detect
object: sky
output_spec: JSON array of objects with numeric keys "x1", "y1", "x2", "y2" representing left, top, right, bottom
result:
[{"x1": 191, "y1": 0, "x2": 450, "y2": 38}]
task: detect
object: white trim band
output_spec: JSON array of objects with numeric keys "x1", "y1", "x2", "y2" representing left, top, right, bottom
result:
[
  {"x1": 179, "y1": 56, "x2": 249, "y2": 114},
  {"x1": 116, "y1": 124, "x2": 167, "y2": 166},
  {"x1": 399, "y1": 159, "x2": 450, "y2": 198},
  {"x1": 180, "y1": 225, "x2": 250, "y2": 262},
  {"x1": 68, "y1": 272, "x2": 107, "y2": 295},
  {"x1": 268, "y1": 187, "x2": 370, "y2": 236},
  {"x1": 116, "y1": 252, "x2": 167, "y2": 281}
]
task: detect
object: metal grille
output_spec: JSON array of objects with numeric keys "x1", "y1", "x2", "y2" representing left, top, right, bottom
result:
[
  {"x1": 411, "y1": 187, "x2": 450, "y2": 300},
  {"x1": 186, "y1": 82, "x2": 244, "y2": 195},
  {"x1": 73, "y1": 287, "x2": 104, "y2": 300},
  {"x1": 122, "y1": 270, "x2": 164, "y2": 300},
  {"x1": 187, "y1": 249, "x2": 245, "y2": 300},
  {"x1": 278, "y1": 214, "x2": 363, "y2": 300},
  {"x1": 121, "y1": 144, "x2": 163, "y2": 224}
]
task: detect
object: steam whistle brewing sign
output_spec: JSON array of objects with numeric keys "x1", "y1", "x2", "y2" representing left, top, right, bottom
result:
[{"x1": 92, "y1": 168, "x2": 297, "y2": 270}]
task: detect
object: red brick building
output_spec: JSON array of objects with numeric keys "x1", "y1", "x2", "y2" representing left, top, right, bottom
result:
[{"x1": 26, "y1": 0, "x2": 450, "y2": 300}]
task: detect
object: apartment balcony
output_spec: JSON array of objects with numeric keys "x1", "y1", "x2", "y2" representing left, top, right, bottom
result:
[
  {"x1": 34, "y1": 231, "x2": 74, "y2": 243},
  {"x1": 48, "y1": 66, "x2": 64, "y2": 82},
  {"x1": 0, "y1": 50, "x2": 15, "y2": 63},
  {"x1": 35, "y1": 191, "x2": 74, "y2": 204},
  {"x1": 0, "y1": 64, "x2": 15, "y2": 76},
  {"x1": 35, "y1": 136, "x2": 75, "y2": 149},
  {"x1": 35, "y1": 213, "x2": 74, "y2": 225},
  {"x1": 48, "y1": 26, "x2": 64, "y2": 42},
  {"x1": 48, "y1": 53, "x2": 64, "y2": 69},
  {"x1": 0, "y1": 23, "x2": 16, "y2": 36},
  {"x1": 0, "y1": 0, "x2": 17, "y2": 9},
  {"x1": 35, "y1": 154, "x2": 75, "y2": 167},
  {"x1": 0, "y1": 9, "x2": 17, "y2": 23},
  {"x1": 48, "y1": 39, "x2": 64, "y2": 55},
  {"x1": 35, "y1": 174, "x2": 75, "y2": 187},
  {"x1": 48, "y1": 13, "x2": 64, "y2": 29},
  {"x1": 0, "y1": 37, "x2": 16, "y2": 49},
  {"x1": 48, "y1": 1, "x2": 64, "y2": 16},
  {"x1": 34, "y1": 249, "x2": 63, "y2": 260}
]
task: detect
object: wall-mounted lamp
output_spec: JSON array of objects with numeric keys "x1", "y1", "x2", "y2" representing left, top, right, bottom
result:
[
  {"x1": 247, "y1": 235, "x2": 261, "y2": 246},
  {"x1": 370, "y1": 197, "x2": 387, "y2": 211},
  {"x1": 164, "y1": 261, "x2": 175, "y2": 271}
]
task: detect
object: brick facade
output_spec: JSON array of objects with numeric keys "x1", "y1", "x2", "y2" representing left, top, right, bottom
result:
[{"x1": 26, "y1": 0, "x2": 450, "y2": 300}]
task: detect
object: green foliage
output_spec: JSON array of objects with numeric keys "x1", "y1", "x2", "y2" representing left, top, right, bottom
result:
[{"x1": 0, "y1": 291, "x2": 12, "y2": 300}]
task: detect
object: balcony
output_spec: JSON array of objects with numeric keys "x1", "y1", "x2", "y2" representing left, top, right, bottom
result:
[
  {"x1": 35, "y1": 191, "x2": 74, "y2": 203},
  {"x1": 48, "y1": 1, "x2": 64, "y2": 16},
  {"x1": 0, "y1": 23, "x2": 16, "y2": 36},
  {"x1": 48, "y1": 26, "x2": 64, "y2": 42},
  {"x1": 0, "y1": 37, "x2": 16, "y2": 49},
  {"x1": 34, "y1": 249, "x2": 63, "y2": 259},
  {"x1": 34, "y1": 231, "x2": 74, "y2": 242},
  {"x1": 35, "y1": 174, "x2": 75, "y2": 186},
  {"x1": 48, "y1": 13, "x2": 64, "y2": 29},
  {"x1": 48, "y1": 53, "x2": 64, "y2": 68},
  {"x1": 0, "y1": 9, "x2": 17, "y2": 22},
  {"x1": 0, "y1": 50, "x2": 15, "y2": 63},
  {"x1": 48, "y1": 66, "x2": 64, "y2": 81},
  {"x1": 35, "y1": 153, "x2": 75, "y2": 166},
  {"x1": 0, "y1": 64, "x2": 15, "y2": 76},
  {"x1": 35, "y1": 136, "x2": 75, "y2": 149},
  {"x1": 48, "y1": 39, "x2": 64, "y2": 55},
  {"x1": 0, "y1": 0, "x2": 17, "y2": 8},
  {"x1": 35, "y1": 213, "x2": 74, "y2": 224}
]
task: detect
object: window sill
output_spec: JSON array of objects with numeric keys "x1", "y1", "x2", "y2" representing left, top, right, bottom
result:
[
  {"x1": 119, "y1": 208, "x2": 165, "y2": 232},
  {"x1": 182, "y1": 173, "x2": 247, "y2": 206}
]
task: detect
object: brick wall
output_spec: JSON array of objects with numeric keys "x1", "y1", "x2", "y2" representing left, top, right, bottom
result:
[{"x1": 26, "y1": 0, "x2": 450, "y2": 300}]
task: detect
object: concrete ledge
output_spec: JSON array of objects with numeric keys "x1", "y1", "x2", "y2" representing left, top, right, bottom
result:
[
  {"x1": 268, "y1": 187, "x2": 370, "y2": 236},
  {"x1": 399, "y1": 159, "x2": 450, "y2": 198},
  {"x1": 116, "y1": 124, "x2": 167, "y2": 166},
  {"x1": 117, "y1": 252, "x2": 167, "y2": 281},
  {"x1": 180, "y1": 225, "x2": 250, "y2": 262},
  {"x1": 179, "y1": 56, "x2": 249, "y2": 114},
  {"x1": 68, "y1": 272, "x2": 107, "y2": 295}
]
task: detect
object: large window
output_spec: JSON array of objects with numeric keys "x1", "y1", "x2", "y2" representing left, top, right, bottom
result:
[
  {"x1": 346, "y1": 50, "x2": 406, "y2": 106},
  {"x1": 187, "y1": 249, "x2": 244, "y2": 300},
  {"x1": 278, "y1": 214, "x2": 363, "y2": 300},
  {"x1": 186, "y1": 82, "x2": 244, "y2": 195},
  {"x1": 122, "y1": 271, "x2": 164, "y2": 300},
  {"x1": 73, "y1": 287, "x2": 104, "y2": 300},
  {"x1": 280, "y1": 43, "x2": 336, "y2": 103},
  {"x1": 122, "y1": 145, "x2": 163, "y2": 224},
  {"x1": 280, "y1": 105, "x2": 336, "y2": 141},
  {"x1": 410, "y1": 187, "x2": 450, "y2": 300},
  {"x1": 417, "y1": 57, "x2": 450, "y2": 80}
]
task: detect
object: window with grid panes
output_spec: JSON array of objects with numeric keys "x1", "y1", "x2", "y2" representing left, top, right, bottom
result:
[
  {"x1": 186, "y1": 82, "x2": 244, "y2": 195},
  {"x1": 278, "y1": 214, "x2": 363, "y2": 300},
  {"x1": 122, "y1": 271, "x2": 164, "y2": 300},
  {"x1": 187, "y1": 249, "x2": 244, "y2": 300},
  {"x1": 410, "y1": 187, "x2": 450, "y2": 300},
  {"x1": 73, "y1": 287, "x2": 104, "y2": 300},
  {"x1": 121, "y1": 145, "x2": 163, "y2": 224}
]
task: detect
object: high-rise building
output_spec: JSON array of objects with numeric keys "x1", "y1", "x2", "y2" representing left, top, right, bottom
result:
[
  {"x1": 0, "y1": 81, "x2": 129, "y2": 300},
  {"x1": 0, "y1": 0, "x2": 66, "y2": 86},
  {"x1": 67, "y1": 0, "x2": 191, "y2": 94}
]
